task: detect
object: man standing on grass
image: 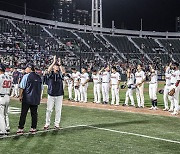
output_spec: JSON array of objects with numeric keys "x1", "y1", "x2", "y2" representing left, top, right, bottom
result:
[
  {"x1": 110, "y1": 66, "x2": 121, "y2": 106},
  {"x1": 135, "y1": 64, "x2": 146, "y2": 108},
  {"x1": 17, "y1": 64, "x2": 42, "y2": 135},
  {"x1": 0, "y1": 64, "x2": 13, "y2": 136},
  {"x1": 148, "y1": 65, "x2": 158, "y2": 110},
  {"x1": 79, "y1": 67, "x2": 89, "y2": 103},
  {"x1": 100, "y1": 66, "x2": 110, "y2": 104},
  {"x1": 168, "y1": 62, "x2": 180, "y2": 115},
  {"x1": 44, "y1": 56, "x2": 65, "y2": 130},
  {"x1": 71, "y1": 68, "x2": 81, "y2": 102},
  {"x1": 92, "y1": 69, "x2": 101, "y2": 104}
]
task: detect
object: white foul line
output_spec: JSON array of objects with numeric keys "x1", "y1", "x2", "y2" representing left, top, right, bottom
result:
[
  {"x1": 1, "y1": 124, "x2": 180, "y2": 145},
  {"x1": 87, "y1": 126, "x2": 180, "y2": 144}
]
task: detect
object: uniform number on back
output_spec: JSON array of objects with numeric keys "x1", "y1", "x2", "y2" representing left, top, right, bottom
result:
[{"x1": 3, "y1": 80, "x2": 12, "y2": 88}]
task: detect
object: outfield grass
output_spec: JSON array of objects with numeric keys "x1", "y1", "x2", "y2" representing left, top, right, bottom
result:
[{"x1": 1, "y1": 99, "x2": 180, "y2": 154}]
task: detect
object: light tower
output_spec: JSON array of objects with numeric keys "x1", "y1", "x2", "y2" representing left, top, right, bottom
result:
[{"x1": 91, "y1": 0, "x2": 103, "y2": 28}]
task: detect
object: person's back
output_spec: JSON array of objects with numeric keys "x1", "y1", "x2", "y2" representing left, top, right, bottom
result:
[{"x1": 23, "y1": 72, "x2": 42, "y2": 105}]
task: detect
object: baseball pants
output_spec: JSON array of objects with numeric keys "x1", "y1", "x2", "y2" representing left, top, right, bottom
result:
[
  {"x1": 136, "y1": 84, "x2": 145, "y2": 107},
  {"x1": 68, "y1": 84, "x2": 73, "y2": 99},
  {"x1": 125, "y1": 88, "x2": 135, "y2": 106},
  {"x1": 164, "y1": 85, "x2": 173, "y2": 110},
  {"x1": 169, "y1": 85, "x2": 180, "y2": 113},
  {"x1": 80, "y1": 84, "x2": 88, "y2": 102},
  {"x1": 111, "y1": 85, "x2": 119, "y2": 105},
  {"x1": 74, "y1": 84, "x2": 80, "y2": 102},
  {"x1": 93, "y1": 84, "x2": 101, "y2": 103},
  {"x1": 11, "y1": 84, "x2": 19, "y2": 97},
  {"x1": 149, "y1": 83, "x2": 158, "y2": 100},
  {"x1": 102, "y1": 83, "x2": 110, "y2": 103},
  {"x1": 0, "y1": 95, "x2": 10, "y2": 134},
  {"x1": 45, "y1": 95, "x2": 63, "y2": 127}
]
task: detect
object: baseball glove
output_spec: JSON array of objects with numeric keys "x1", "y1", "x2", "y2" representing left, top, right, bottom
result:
[
  {"x1": 75, "y1": 85, "x2": 79, "y2": 89},
  {"x1": 158, "y1": 89, "x2": 164, "y2": 94},
  {"x1": 121, "y1": 85, "x2": 126, "y2": 89},
  {"x1": 168, "y1": 88, "x2": 175, "y2": 96}
]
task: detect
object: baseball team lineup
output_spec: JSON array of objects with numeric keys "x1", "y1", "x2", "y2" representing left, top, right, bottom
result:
[{"x1": 0, "y1": 55, "x2": 180, "y2": 137}]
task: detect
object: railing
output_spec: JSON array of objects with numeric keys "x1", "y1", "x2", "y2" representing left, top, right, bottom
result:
[{"x1": 0, "y1": 10, "x2": 180, "y2": 38}]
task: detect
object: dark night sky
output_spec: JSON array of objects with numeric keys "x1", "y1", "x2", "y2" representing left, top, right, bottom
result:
[{"x1": 0, "y1": 0, "x2": 180, "y2": 32}]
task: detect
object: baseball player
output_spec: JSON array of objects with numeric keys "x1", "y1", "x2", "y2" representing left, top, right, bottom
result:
[
  {"x1": 0, "y1": 64, "x2": 12, "y2": 136},
  {"x1": 92, "y1": 69, "x2": 101, "y2": 104},
  {"x1": 44, "y1": 56, "x2": 65, "y2": 130},
  {"x1": 71, "y1": 68, "x2": 81, "y2": 102},
  {"x1": 11, "y1": 67, "x2": 20, "y2": 98},
  {"x1": 163, "y1": 63, "x2": 174, "y2": 111},
  {"x1": 123, "y1": 68, "x2": 135, "y2": 106},
  {"x1": 148, "y1": 65, "x2": 158, "y2": 110},
  {"x1": 64, "y1": 73, "x2": 73, "y2": 101},
  {"x1": 110, "y1": 66, "x2": 121, "y2": 106},
  {"x1": 79, "y1": 68, "x2": 89, "y2": 103},
  {"x1": 135, "y1": 64, "x2": 146, "y2": 108},
  {"x1": 168, "y1": 62, "x2": 180, "y2": 115},
  {"x1": 100, "y1": 66, "x2": 110, "y2": 104}
]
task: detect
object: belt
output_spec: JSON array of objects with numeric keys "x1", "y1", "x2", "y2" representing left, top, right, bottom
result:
[
  {"x1": 102, "y1": 82, "x2": 109, "y2": 83},
  {"x1": 149, "y1": 82, "x2": 157, "y2": 84},
  {"x1": 171, "y1": 83, "x2": 175, "y2": 85},
  {"x1": 0, "y1": 94, "x2": 9, "y2": 97}
]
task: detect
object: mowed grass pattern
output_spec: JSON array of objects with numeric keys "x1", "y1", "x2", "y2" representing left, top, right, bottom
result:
[{"x1": 0, "y1": 82, "x2": 180, "y2": 154}]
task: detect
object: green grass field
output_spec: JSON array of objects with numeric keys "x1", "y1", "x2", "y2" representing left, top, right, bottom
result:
[{"x1": 1, "y1": 82, "x2": 180, "y2": 154}]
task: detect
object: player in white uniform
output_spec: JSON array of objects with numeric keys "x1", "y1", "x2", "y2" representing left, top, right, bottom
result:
[
  {"x1": 110, "y1": 66, "x2": 121, "y2": 106},
  {"x1": 100, "y1": 66, "x2": 110, "y2": 104},
  {"x1": 64, "y1": 73, "x2": 73, "y2": 101},
  {"x1": 79, "y1": 68, "x2": 89, "y2": 103},
  {"x1": 163, "y1": 64, "x2": 174, "y2": 111},
  {"x1": 168, "y1": 62, "x2": 180, "y2": 115},
  {"x1": 92, "y1": 70, "x2": 101, "y2": 104},
  {"x1": 71, "y1": 68, "x2": 81, "y2": 102},
  {"x1": 0, "y1": 64, "x2": 13, "y2": 136},
  {"x1": 148, "y1": 65, "x2": 158, "y2": 110},
  {"x1": 124, "y1": 68, "x2": 135, "y2": 106},
  {"x1": 135, "y1": 64, "x2": 146, "y2": 108}
]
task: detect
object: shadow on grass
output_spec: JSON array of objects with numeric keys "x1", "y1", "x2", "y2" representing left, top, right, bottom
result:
[{"x1": 4, "y1": 120, "x2": 149, "y2": 140}]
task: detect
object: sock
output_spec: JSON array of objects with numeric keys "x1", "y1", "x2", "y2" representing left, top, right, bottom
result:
[
  {"x1": 152, "y1": 100, "x2": 155, "y2": 107},
  {"x1": 154, "y1": 99, "x2": 157, "y2": 107}
]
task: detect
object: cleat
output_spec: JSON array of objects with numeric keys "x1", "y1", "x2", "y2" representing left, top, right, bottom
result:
[
  {"x1": 122, "y1": 104, "x2": 127, "y2": 106},
  {"x1": 171, "y1": 112, "x2": 178, "y2": 116},
  {"x1": 43, "y1": 125, "x2": 49, "y2": 130},
  {"x1": 54, "y1": 126, "x2": 60, "y2": 130},
  {"x1": 16, "y1": 129, "x2": 24, "y2": 135},
  {"x1": 149, "y1": 106, "x2": 154, "y2": 110},
  {"x1": 29, "y1": 128, "x2": 37, "y2": 135},
  {"x1": 163, "y1": 108, "x2": 169, "y2": 111}
]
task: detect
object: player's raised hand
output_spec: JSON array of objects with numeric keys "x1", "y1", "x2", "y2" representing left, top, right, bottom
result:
[{"x1": 53, "y1": 55, "x2": 56, "y2": 63}]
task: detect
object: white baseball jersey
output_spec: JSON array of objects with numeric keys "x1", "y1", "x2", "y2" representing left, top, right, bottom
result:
[
  {"x1": 64, "y1": 74, "x2": 73, "y2": 85},
  {"x1": 111, "y1": 72, "x2": 121, "y2": 85},
  {"x1": 135, "y1": 70, "x2": 146, "y2": 84},
  {"x1": 92, "y1": 74, "x2": 101, "y2": 84},
  {"x1": 127, "y1": 73, "x2": 135, "y2": 85},
  {"x1": 0, "y1": 74, "x2": 13, "y2": 94},
  {"x1": 165, "y1": 68, "x2": 172, "y2": 86},
  {"x1": 72, "y1": 72, "x2": 80, "y2": 83},
  {"x1": 149, "y1": 70, "x2": 158, "y2": 84},
  {"x1": 170, "y1": 70, "x2": 180, "y2": 84},
  {"x1": 80, "y1": 73, "x2": 89, "y2": 84},
  {"x1": 102, "y1": 71, "x2": 110, "y2": 83}
]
